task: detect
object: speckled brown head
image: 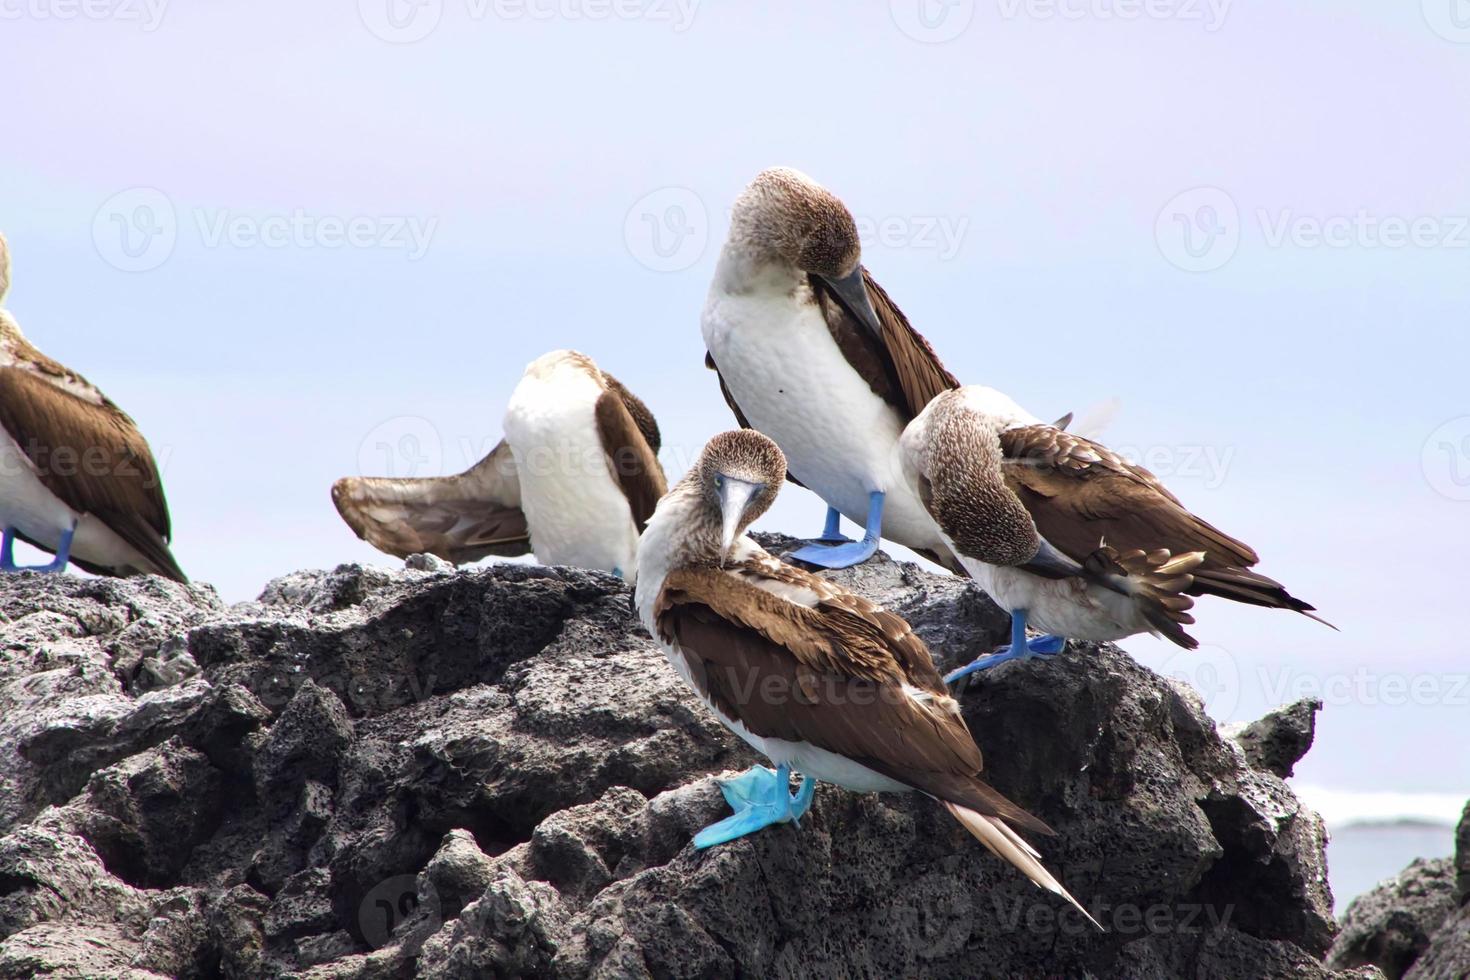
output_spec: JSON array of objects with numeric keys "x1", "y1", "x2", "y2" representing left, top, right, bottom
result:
[
  {"x1": 729, "y1": 167, "x2": 862, "y2": 278},
  {"x1": 695, "y1": 429, "x2": 786, "y2": 557}
]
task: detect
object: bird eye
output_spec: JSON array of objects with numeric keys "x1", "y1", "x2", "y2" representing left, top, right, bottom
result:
[{"x1": 715, "y1": 475, "x2": 725, "y2": 489}]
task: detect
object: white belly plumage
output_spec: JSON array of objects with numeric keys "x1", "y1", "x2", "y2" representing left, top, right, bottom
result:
[
  {"x1": 502, "y1": 369, "x2": 640, "y2": 580},
  {"x1": 0, "y1": 429, "x2": 158, "y2": 573},
  {"x1": 702, "y1": 287, "x2": 948, "y2": 557},
  {"x1": 960, "y1": 554, "x2": 1149, "y2": 643}
]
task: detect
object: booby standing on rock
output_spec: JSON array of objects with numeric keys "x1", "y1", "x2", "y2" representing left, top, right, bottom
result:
[
  {"x1": 333, "y1": 349, "x2": 666, "y2": 582},
  {"x1": 702, "y1": 167, "x2": 961, "y2": 571},
  {"x1": 634, "y1": 429, "x2": 1099, "y2": 927},
  {"x1": 0, "y1": 233, "x2": 187, "y2": 581},
  {"x1": 897, "y1": 387, "x2": 1328, "y2": 681}
]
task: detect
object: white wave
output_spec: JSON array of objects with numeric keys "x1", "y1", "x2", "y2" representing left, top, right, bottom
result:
[{"x1": 1292, "y1": 784, "x2": 1466, "y2": 828}]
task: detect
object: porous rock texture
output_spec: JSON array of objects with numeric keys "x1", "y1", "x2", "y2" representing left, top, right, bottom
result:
[
  {"x1": 0, "y1": 537, "x2": 1379, "y2": 978},
  {"x1": 1328, "y1": 801, "x2": 1470, "y2": 980}
]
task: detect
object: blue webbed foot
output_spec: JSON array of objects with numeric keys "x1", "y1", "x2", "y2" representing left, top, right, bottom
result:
[
  {"x1": 944, "y1": 609, "x2": 1068, "y2": 687},
  {"x1": 788, "y1": 492, "x2": 884, "y2": 570},
  {"x1": 694, "y1": 765, "x2": 814, "y2": 849},
  {"x1": 0, "y1": 526, "x2": 73, "y2": 574}
]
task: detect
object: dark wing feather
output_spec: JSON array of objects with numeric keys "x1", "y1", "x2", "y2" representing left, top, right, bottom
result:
[
  {"x1": 810, "y1": 268, "x2": 959, "y2": 421},
  {"x1": 331, "y1": 439, "x2": 531, "y2": 564},
  {"x1": 600, "y1": 371, "x2": 662, "y2": 455},
  {"x1": 593, "y1": 386, "x2": 668, "y2": 533},
  {"x1": 656, "y1": 567, "x2": 1051, "y2": 835},
  {"x1": 0, "y1": 366, "x2": 185, "y2": 581},
  {"x1": 1000, "y1": 424, "x2": 1319, "y2": 615}
]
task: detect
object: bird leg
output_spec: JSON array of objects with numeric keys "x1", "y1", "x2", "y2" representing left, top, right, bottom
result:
[
  {"x1": 0, "y1": 524, "x2": 75, "y2": 574},
  {"x1": 788, "y1": 491, "x2": 884, "y2": 569},
  {"x1": 944, "y1": 609, "x2": 1067, "y2": 686},
  {"x1": 693, "y1": 764, "x2": 816, "y2": 848}
]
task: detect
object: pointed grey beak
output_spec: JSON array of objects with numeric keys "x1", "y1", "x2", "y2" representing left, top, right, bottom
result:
[
  {"x1": 819, "y1": 266, "x2": 883, "y2": 340},
  {"x1": 1024, "y1": 538, "x2": 1084, "y2": 579},
  {"x1": 718, "y1": 476, "x2": 764, "y2": 561}
]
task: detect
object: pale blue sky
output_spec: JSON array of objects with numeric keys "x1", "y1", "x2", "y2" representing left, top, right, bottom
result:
[{"x1": 1, "y1": 0, "x2": 1467, "y2": 803}]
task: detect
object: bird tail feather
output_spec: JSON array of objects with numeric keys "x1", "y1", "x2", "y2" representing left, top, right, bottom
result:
[{"x1": 943, "y1": 801, "x2": 1103, "y2": 931}]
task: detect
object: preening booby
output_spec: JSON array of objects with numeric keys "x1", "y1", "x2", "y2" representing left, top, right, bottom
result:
[
  {"x1": 333, "y1": 349, "x2": 666, "y2": 582},
  {"x1": 634, "y1": 429, "x2": 1098, "y2": 927},
  {"x1": 898, "y1": 387, "x2": 1328, "y2": 681},
  {"x1": 0, "y1": 233, "x2": 186, "y2": 582},
  {"x1": 702, "y1": 167, "x2": 962, "y2": 571}
]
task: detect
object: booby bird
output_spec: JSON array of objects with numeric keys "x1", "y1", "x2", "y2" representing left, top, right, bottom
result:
[
  {"x1": 702, "y1": 166, "x2": 962, "y2": 571},
  {"x1": 333, "y1": 349, "x2": 666, "y2": 582},
  {"x1": 634, "y1": 429, "x2": 1099, "y2": 927},
  {"x1": 897, "y1": 387, "x2": 1327, "y2": 681},
  {"x1": 0, "y1": 233, "x2": 186, "y2": 581}
]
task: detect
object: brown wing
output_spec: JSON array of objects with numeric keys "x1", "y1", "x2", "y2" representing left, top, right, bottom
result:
[
  {"x1": 593, "y1": 386, "x2": 668, "y2": 534},
  {"x1": 1001, "y1": 425, "x2": 1319, "y2": 614},
  {"x1": 0, "y1": 366, "x2": 185, "y2": 581},
  {"x1": 656, "y1": 565, "x2": 1051, "y2": 835},
  {"x1": 810, "y1": 268, "x2": 959, "y2": 422},
  {"x1": 704, "y1": 351, "x2": 806, "y2": 490},
  {"x1": 600, "y1": 371, "x2": 661, "y2": 455},
  {"x1": 331, "y1": 439, "x2": 531, "y2": 564}
]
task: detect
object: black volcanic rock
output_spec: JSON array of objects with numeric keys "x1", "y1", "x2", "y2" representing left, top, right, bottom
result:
[
  {"x1": 1334, "y1": 800, "x2": 1470, "y2": 980},
  {"x1": 0, "y1": 544, "x2": 1374, "y2": 978}
]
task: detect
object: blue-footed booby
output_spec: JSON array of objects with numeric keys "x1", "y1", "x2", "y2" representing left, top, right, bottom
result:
[
  {"x1": 702, "y1": 167, "x2": 961, "y2": 572},
  {"x1": 898, "y1": 387, "x2": 1328, "y2": 681},
  {"x1": 0, "y1": 233, "x2": 186, "y2": 582},
  {"x1": 634, "y1": 429, "x2": 1099, "y2": 927},
  {"x1": 333, "y1": 349, "x2": 666, "y2": 582}
]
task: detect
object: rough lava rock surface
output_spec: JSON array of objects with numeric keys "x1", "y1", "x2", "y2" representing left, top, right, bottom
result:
[
  {"x1": 0, "y1": 537, "x2": 1382, "y2": 978},
  {"x1": 1329, "y1": 802, "x2": 1470, "y2": 980}
]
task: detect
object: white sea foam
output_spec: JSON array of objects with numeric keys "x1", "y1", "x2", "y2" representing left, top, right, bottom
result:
[{"x1": 1292, "y1": 784, "x2": 1466, "y2": 828}]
